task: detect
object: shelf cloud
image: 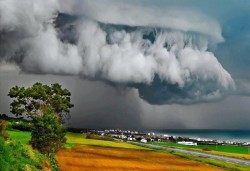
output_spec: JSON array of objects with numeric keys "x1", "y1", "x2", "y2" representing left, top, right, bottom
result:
[
  {"x1": 0, "y1": 0, "x2": 236, "y2": 104},
  {"x1": 61, "y1": 0, "x2": 224, "y2": 42}
]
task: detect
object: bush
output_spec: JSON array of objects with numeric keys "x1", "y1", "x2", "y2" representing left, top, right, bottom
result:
[
  {"x1": 10, "y1": 121, "x2": 33, "y2": 131},
  {"x1": 30, "y1": 109, "x2": 67, "y2": 155},
  {"x1": 48, "y1": 154, "x2": 61, "y2": 171},
  {"x1": 203, "y1": 148, "x2": 211, "y2": 151},
  {"x1": 0, "y1": 114, "x2": 9, "y2": 120},
  {"x1": 86, "y1": 133, "x2": 114, "y2": 141},
  {"x1": 0, "y1": 119, "x2": 9, "y2": 139}
]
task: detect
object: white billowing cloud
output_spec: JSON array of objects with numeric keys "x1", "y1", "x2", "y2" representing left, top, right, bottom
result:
[
  {"x1": 0, "y1": 0, "x2": 235, "y2": 103},
  {"x1": 179, "y1": 48, "x2": 235, "y2": 89},
  {"x1": 22, "y1": 25, "x2": 82, "y2": 75},
  {"x1": 60, "y1": 0, "x2": 224, "y2": 43},
  {"x1": 75, "y1": 19, "x2": 234, "y2": 92},
  {"x1": 0, "y1": 0, "x2": 59, "y2": 35},
  {"x1": 77, "y1": 20, "x2": 157, "y2": 83},
  {"x1": 0, "y1": 0, "x2": 60, "y2": 62}
]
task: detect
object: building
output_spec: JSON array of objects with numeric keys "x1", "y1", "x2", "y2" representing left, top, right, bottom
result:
[{"x1": 177, "y1": 141, "x2": 197, "y2": 146}]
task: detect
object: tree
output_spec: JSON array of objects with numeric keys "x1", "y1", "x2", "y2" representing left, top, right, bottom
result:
[
  {"x1": 8, "y1": 82, "x2": 74, "y2": 154},
  {"x1": 30, "y1": 108, "x2": 66, "y2": 154},
  {"x1": 8, "y1": 82, "x2": 74, "y2": 121}
]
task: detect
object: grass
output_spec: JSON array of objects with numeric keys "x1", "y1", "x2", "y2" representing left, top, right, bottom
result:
[
  {"x1": 203, "y1": 150, "x2": 250, "y2": 160},
  {"x1": 7, "y1": 130, "x2": 149, "y2": 150},
  {"x1": 0, "y1": 137, "x2": 48, "y2": 171},
  {"x1": 150, "y1": 141, "x2": 250, "y2": 154},
  {"x1": 149, "y1": 141, "x2": 250, "y2": 160},
  {"x1": 8, "y1": 130, "x2": 250, "y2": 159},
  {"x1": 7, "y1": 130, "x2": 250, "y2": 171},
  {"x1": 8, "y1": 130, "x2": 31, "y2": 144},
  {"x1": 66, "y1": 132, "x2": 149, "y2": 150},
  {"x1": 56, "y1": 145, "x2": 224, "y2": 171},
  {"x1": 172, "y1": 151, "x2": 250, "y2": 171},
  {"x1": 6, "y1": 130, "x2": 60, "y2": 170},
  {"x1": 64, "y1": 143, "x2": 76, "y2": 148}
]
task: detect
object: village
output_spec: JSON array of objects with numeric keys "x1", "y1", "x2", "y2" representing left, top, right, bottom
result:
[{"x1": 83, "y1": 129, "x2": 250, "y2": 147}]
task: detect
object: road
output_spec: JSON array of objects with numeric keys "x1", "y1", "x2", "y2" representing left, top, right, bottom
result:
[{"x1": 131, "y1": 142, "x2": 250, "y2": 166}]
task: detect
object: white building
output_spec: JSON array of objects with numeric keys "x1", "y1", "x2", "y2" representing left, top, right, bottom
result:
[
  {"x1": 127, "y1": 137, "x2": 133, "y2": 141},
  {"x1": 177, "y1": 141, "x2": 197, "y2": 146},
  {"x1": 141, "y1": 139, "x2": 147, "y2": 143}
]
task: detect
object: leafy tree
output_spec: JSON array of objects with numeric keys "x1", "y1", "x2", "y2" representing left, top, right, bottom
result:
[
  {"x1": 8, "y1": 82, "x2": 74, "y2": 154},
  {"x1": 30, "y1": 108, "x2": 66, "y2": 154},
  {"x1": 8, "y1": 82, "x2": 74, "y2": 121}
]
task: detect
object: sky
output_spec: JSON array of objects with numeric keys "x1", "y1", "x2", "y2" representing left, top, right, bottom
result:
[{"x1": 0, "y1": 0, "x2": 250, "y2": 129}]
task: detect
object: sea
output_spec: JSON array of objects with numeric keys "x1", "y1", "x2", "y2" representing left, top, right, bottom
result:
[{"x1": 149, "y1": 129, "x2": 250, "y2": 142}]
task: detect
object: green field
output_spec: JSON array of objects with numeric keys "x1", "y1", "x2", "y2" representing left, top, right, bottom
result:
[
  {"x1": 8, "y1": 130, "x2": 249, "y2": 154},
  {"x1": 150, "y1": 141, "x2": 250, "y2": 154},
  {"x1": 6, "y1": 130, "x2": 250, "y2": 171},
  {"x1": 66, "y1": 132, "x2": 149, "y2": 150},
  {"x1": 7, "y1": 130, "x2": 149, "y2": 150},
  {"x1": 1, "y1": 132, "x2": 47, "y2": 171},
  {"x1": 8, "y1": 130, "x2": 31, "y2": 144}
]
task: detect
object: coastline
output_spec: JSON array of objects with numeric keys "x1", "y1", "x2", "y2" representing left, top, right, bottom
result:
[{"x1": 149, "y1": 129, "x2": 250, "y2": 143}]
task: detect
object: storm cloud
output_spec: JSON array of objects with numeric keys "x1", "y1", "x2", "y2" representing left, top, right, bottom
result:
[{"x1": 1, "y1": 0, "x2": 250, "y2": 105}]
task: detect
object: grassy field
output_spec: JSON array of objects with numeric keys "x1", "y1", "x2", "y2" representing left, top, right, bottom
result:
[
  {"x1": 66, "y1": 132, "x2": 149, "y2": 150},
  {"x1": 172, "y1": 151, "x2": 250, "y2": 171},
  {"x1": 0, "y1": 134, "x2": 48, "y2": 171},
  {"x1": 149, "y1": 141, "x2": 250, "y2": 160},
  {"x1": 7, "y1": 130, "x2": 149, "y2": 150},
  {"x1": 7, "y1": 130, "x2": 250, "y2": 171},
  {"x1": 8, "y1": 130, "x2": 31, "y2": 144},
  {"x1": 8, "y1": 130, "x2": 250, "y2": 159},
  {"x1": 56, "y1": 145, "x2": 224, "y2": 171},
  {"x1": 151, "y1": 141, "x2": 250, "y2": 154},
  {"x1": 202, "y1": 150, "x2": 250, "y2": 160}
]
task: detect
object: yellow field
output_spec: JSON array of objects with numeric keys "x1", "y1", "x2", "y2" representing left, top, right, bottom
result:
[
  {"x1": 66, "y1": 133, "x2": 149, "y2": 150},
  {"x1": 209, "y1": 151, "x2": 250, "y2": 160},
  {"x1": 178, "y1": 147, "x2": 250, "y2": 160},
  {"x1": 57, "y1": 145, "x2": 225, "y2": 171}
]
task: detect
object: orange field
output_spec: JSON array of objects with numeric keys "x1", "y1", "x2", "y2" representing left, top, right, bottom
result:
[{"x1": 56, "y1": 145, "x2": 225, "y2": 171}]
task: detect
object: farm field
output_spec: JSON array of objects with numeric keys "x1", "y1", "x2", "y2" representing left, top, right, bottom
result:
[
  {"x1": 149, "y1": 142, "x2": 250, "y2": 160},
  {"x1": 7, "y1": 130, "x2": 249, "y2": 171},
  {"x1": 7, "y1": 130, "x2": 149, "y2": 150},
  {"x1": 56, "y1": 145, "x2": 224, "y2": 171},
  {"x1": 66, "y1": 132, "x2": 149, "y2": 150},
  {"x1": 8, "y1": 130, "x2": 250, "y2": 160},
  {"x1": 151, "y1": 141, "x2": 250, "y2": 154}
]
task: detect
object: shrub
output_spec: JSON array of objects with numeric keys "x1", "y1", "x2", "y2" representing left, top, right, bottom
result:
[
  {"x1": 0, "y1": 114, "x2": 9, "y2": 120},
  {"x1": 0, "y1": 119, "x2": 9, "y2": 139},
  {"x1": 203, "y1": 147, "x2": 211, "y2": 151},
  {"x1": 10, "y1": 121, "x2": 33, "y2": 131},
  {"x1": 48, "y1": 154, "x2": 61, "y2": 171},
  {"x1": 86, "y1": 133, "x2": 114, "y2": 141},
  {"x1": 30, "y1": 109, "x2": 67, "y2": 155}
]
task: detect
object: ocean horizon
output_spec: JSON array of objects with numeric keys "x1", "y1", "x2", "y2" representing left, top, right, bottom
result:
[{"x1": 148, "y1": 129, "x2": 250, "y2": 142}]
